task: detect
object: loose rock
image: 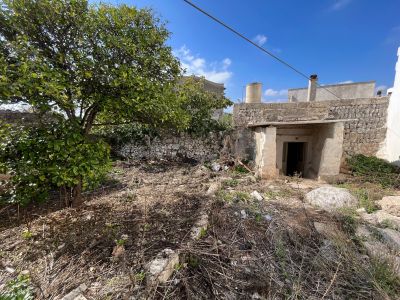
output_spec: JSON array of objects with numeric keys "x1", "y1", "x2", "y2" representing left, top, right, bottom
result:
[
  {"x1": 305, "y1": 186, "x2": 357, "y2": 212},
  {"x1": 377, "y1": 196, "x2": 400, "y2": 217},
  {"x1": 250, "y1": 191, "x2": 263, "y2": 201}
]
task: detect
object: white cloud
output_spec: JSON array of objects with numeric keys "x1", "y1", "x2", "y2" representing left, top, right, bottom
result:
[
  {"x1": 264, "y1": 88, "x2": 288, "y2": 97},
  {"x1": 175, "y1": 45, "x2": 233, "y2": 84},
  {"x1": 330, "y1": 0, "x2": 352, "y2": 11},
  {"x1": 253, "y1": 34, "x2": 268, "y2": 46},
  {"x1": 338, "y1": 80, "x2": 354, "y2": 84}
]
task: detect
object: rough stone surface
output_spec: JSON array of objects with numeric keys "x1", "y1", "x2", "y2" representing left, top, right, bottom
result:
[
  {"x1": 305, "y1": 186, "x2": 357, "y2": 212},
  {"x1": 378, "y1": 228, "x2": 400, "y2": 251},
  {"x1": 206, "y1": 182, "x2": 221, "y2": 196},
  {"x1": 190, "y1": 213, "x2": 208, "y2": 239},
  {"x1": 118, "y1": 132, "x2": 225, "y2": 162},
  {"x1": 250, "y1": 191, "x2": 263, "y2": 201},
  {"x1": 147, "y1": 249, "x2": 179, "y2": 285},
  {"x1": 377, "y1": 196, "x2": 400, "y2": 217},
  {"x1": 360, "y1": 210, "x2": 400, "y2": 230},
  {"x1": 233, "y1": 97, "x2": 389, "y2": 158},
  {"x1": 61, "y1": 284, "x2": 87, "y2": 300},
  {"x1": 355, "y1": 225, "x2": 400, "y2": 275}
]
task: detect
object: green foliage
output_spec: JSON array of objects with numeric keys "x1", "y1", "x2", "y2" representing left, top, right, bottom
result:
[
  {"x1": 187, "y1": 255, "x2": 200, "y2": 269},
  {"x1": 0, "y1": 0, "x2": 185, "y2": 133},
  {"x1": 233, "y1": 165, "x2": 250, "y2": 174},
  {"x1": 0, "y1": 274, "x2": 34, "y2": 300},
  {"x1": 222, "y1": 179, "x2": 239, "y2": 187},
  {"x1": 92, "y1": 123, "x2": 158, "y2": 152},
  {"x1": 347, "y1": 155, "x2": 400, "y2": 188},
  {"x1": 21, "y1": 230, "x2": 33, "y2": 240},
  {"x1": 217, "y1": 190, "x2": 251, "y2": 204},
  {"x1": 134, "y1": 271, "x2": 146, "y2": 283},
  {"x1": 0, "y1": 121, "x2": 110, "y2": 205},
  {"x1": 218, "y1": 113, "x2": 233, "y2": 130},
  {"x1": 198, "y1": 227, "x2": 207, "y2": 239},
  {"x1": 353, "y1": 188, "x2": 379, "y2": 213},
  {"x1": 337, "y1": 207, "x2": 358, "y2": 235},
  {"x1": 177, "y1": 77, "x2": 232, "y2": 135}
]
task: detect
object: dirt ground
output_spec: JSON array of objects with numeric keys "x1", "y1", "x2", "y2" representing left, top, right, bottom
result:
[{"x1": 0, "y1": 161, "x2": 399, "y2": 299}]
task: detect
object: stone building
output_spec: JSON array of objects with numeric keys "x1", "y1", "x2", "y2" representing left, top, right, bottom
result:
[{"x1": 232, "y1": 47, "x2": 400, "y2": 179}]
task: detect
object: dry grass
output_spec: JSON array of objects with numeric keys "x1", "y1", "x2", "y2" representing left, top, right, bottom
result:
[{"x1": 1, "y1": 161, "x2": 399, "y2": 299}]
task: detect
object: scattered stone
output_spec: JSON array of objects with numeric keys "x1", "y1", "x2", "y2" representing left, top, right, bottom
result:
[
  {"x1": 111, "y1": 244, "x2": 125, "y2": 258},
  {"x1": 20, "y1": 270, "x2": 30, "y2": 276},
  {"x1": 5, "y1": 266, "x2": 15, "y2": 274},
  {"x1": 305, "y1": 186, "x2": 357, "y2": 212},
  {"x1": 146, "y1": 249, "x2": 179, "y2": 284},
  {"x1": 240, "y1": 210, "x2": 247, "y2": 219},
  {"x1": 378, "y1": 228, "x2": 400, "y2": 251},
  {"x1": 211, "y1": 162, "x2": 221, "y2": 172},
  {"x1": 263, "y1": 214, "x2": 272, "y2": 221},
  {"x1": 356, "y1": 207, "x2": 367, "y2": 214},
  {"x1": 73, "y1": 295, "x2": 88, "y2": 300},
  {"x1": 206, "y1": 182, "x2": 220, "y2": 196},
  {"x1": 251, "y1": 292, "x2": 263, "y2": 299},
  {"x1": 58, "y1": 243, "x2": 66, "y2": 250},
  {"x1": 194, "y1": 165, "x2": 209, "y2": 177},
  {"x1": 190, "y1": 213, "x2": 208, "y2": 239},
  {"x1": 61, "y1": 283, "x2": 87, "y2": 300},
  {"x1": 250, "y1": 191, "x2": 263, "y2": 201},
  {"x1": 377, "y1": 196, "x2": 400, "y2": 217}
]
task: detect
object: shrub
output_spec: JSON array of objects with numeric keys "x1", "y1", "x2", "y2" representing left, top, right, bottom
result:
[
  {"x1": 0, "y1": 274, "x2": 35, "y2": 300},
  {"x1": 0, "y1": 121, "x2": 110, "y2": 206},
  {"x1": 347, "y1": 155, "x2": 400, "y2": 188}
]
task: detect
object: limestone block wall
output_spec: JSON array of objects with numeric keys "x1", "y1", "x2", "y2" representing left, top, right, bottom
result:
[
  {"x1": 233, "y1": 97, "x2": 389, "y2": 158},
  {"x1": 117, "y1": 132, "x2": 225, "y2": 162}
]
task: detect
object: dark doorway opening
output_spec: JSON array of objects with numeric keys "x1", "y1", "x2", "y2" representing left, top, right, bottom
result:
[{"x1": 285, "y1": 142, "x2": 305, "y2": 177}]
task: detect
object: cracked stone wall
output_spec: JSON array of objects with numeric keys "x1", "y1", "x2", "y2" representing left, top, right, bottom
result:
[{"x1": 233, "y1": 97, "x2": 389, "y2": 158}]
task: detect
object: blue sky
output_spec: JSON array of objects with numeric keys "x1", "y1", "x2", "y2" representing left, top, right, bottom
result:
[{"x1": 113, "y1": 0, "x2": 399, "y2": 103}]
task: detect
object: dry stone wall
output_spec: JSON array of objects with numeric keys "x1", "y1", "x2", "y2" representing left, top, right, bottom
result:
[
  {"x1": 118, "y1": 132, "x2": 225, "y2": 162},
  {"x1": 233, "y1": 97, "x2": 389, "y2": 157}
]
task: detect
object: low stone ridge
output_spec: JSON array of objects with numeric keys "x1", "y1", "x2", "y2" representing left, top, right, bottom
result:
[
  {"x1": 360, "y1": 210, "x2": 400, "y2": 230},
  {"x1": 305, "y1": 186, "x2": 357, "y2": 212}
]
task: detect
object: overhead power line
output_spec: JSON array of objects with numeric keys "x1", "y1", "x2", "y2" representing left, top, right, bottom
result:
[{"x1": 183, "y1": 0, "x2": 342, "y2": 100}]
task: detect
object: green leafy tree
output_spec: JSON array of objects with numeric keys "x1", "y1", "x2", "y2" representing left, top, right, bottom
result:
[
  {"x1": 0, "y1": 0, "x2": 189, "y2": 206},
  {"x1": 177, "y1": 77, "x2": 232, "y2": 135},
  {"x1": 0, "y1": 0, "x2": 232, "y2": 206},
  {"x1": 0, "y1": 0, "x2": 186, "y2": 133}
]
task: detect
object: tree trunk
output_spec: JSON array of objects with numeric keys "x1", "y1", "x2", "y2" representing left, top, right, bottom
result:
[{"x1": 71, "y1": 179, "x2": 83, "y2": 207}]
